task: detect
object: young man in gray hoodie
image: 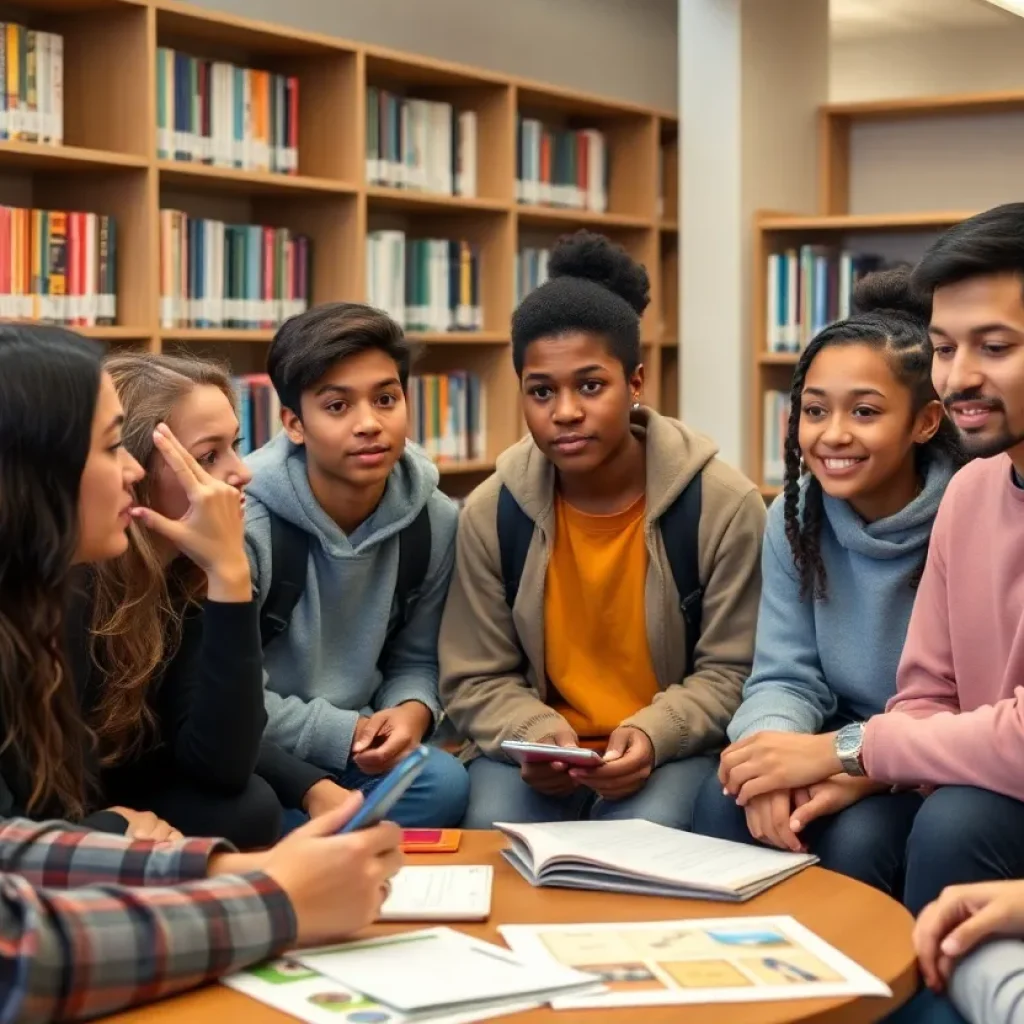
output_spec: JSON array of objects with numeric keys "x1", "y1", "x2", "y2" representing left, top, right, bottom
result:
[{"x1": 244, "y1": 302, "x2": 468, "y2": 828}]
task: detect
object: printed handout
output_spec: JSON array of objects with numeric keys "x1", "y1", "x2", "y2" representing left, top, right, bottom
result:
[{"x1": 499, "y1": 916, "x2": 891, "y2": 1009}]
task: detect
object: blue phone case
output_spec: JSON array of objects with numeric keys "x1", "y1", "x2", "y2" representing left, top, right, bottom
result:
[{"x1": 339, "y1": 745, "x2": 430, "y2": 833}]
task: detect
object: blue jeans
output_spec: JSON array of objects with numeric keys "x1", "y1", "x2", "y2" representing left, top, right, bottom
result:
[
  {"x1": 281, "y1": 745, "x2": 469, "y2": 833},
  {"x1": 461, "y1": 753, "x2": 717, "y2": 830},
  {"x1": 692, "y1": 771, "x2": 922, "y2": 897},
  {"x1": 884, "y1": 988, "x2": 967, "y2": 1024},
  {"x1": 904, "y1": 786, "x2": 1024, "y2": 916}
]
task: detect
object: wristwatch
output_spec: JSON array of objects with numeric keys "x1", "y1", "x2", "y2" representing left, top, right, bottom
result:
[{"x1": 834, "y1": 722, "x2": 866, "y2": 777}]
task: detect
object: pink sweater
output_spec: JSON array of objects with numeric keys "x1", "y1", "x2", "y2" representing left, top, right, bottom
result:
[{"x1": 863, "y1": 454, "x2": 1024, "y2": 802}]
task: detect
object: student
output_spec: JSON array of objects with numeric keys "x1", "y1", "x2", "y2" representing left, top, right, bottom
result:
[
  {"x1": 717, "y1": 203, "x2": 1024, "y2": 923},
  {"x1": 692, "y1": 268, "x2": 965, "y2": 896},
  {"x1": 91, "y1": 353, "x2": 355, "y2": 846},
  {"x1": 244, "y1": 303, "x2": 468, "y2": 828},
  {"x1": 0, "y1": 322, "x2": 402, "y2": 1022},
  {"x1": 439, "y1": 230, "x2": 766, "y2": 829}
]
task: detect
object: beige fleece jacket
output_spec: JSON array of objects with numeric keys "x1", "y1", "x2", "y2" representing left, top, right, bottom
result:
[{"x1": 438, "y1": 407, "x2": 767, "y2": 767}]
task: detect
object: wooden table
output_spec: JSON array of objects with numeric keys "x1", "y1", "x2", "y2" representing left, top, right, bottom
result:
[{"x1": 104, "y1": 831, "x2": 918, "y2": 1024}]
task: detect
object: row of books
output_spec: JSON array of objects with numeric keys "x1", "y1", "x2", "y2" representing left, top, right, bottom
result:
[
  {"x1": 156, "y1": 47, "x2": 299, "y2": 175},
  {"x1": 0, "y1": 206, "x2": 115, "y2": 325},
  {"x1": 766, "y1": 248, "x2": 884, "y2": 352},
  {"x1": 159, "y1": 211, "x2": 311, "y2": 330},
  {"x1": 762, "y1": 389, "x2": 789, "y2": 487},
  {"x1": 0, "y1": 23, "x2": 63, "y2": 144},
  {"x1": 233, "y1": 370, "x2": 486, "y2": 468},
  {"x1": 366, "y1": 87, "x2": 477, "y2": 197},
  {"x1": 515, "y1": 118, "x2": 609, "y2": 212},
  {"x1": 515, "y1": 246, "x2": 551, "y2": 303},
  {"x1": 367, "y1": 230, "x2": 483, "y2": 333}
]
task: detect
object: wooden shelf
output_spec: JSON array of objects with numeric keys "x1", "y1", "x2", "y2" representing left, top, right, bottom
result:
[
  {"x1": 159, "y1": 161, "x2": 356, "y2": 197},
  {"x1": 19, "y1": 0, "x2": 675, "y2": 498},
  {"x1": 759, "y1": 352, "x2": 799, "y2": 366},
  {"x1": 758, "y1": 211, "x2": 974, "y2": 233},
  {"x1": 824, "y1": 89, "x2": 1024, "y2": 121}
]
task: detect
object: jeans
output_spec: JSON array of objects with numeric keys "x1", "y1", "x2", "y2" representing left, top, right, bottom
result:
[
  {"x1": 904, "y1": 786, "x2": 1024, "y2": 916},
  {"x1": 461, "y1": 753, "x2": 717, "y2": 830},
  {"x1": 884, "y1": 988, "x2": 967, "y2": 1024},
  {"x1": 692, "y1": 772, "x2": 923, "y2": 897},
  {"x1": 281, "y1": 745, "x2": 470, "y2": 833}
]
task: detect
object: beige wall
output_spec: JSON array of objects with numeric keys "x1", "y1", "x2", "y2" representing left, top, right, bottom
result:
[
  {"x1": 831, "y1": 25, "x2": 1024, "y2": 103},
  {"x1": 188, "y1": 0, "x2": 678, "y2": 111}
]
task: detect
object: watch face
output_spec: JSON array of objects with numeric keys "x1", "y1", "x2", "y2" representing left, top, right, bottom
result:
[{"x1": 837, "y1": 725, "x2": 861, "y2": 757}]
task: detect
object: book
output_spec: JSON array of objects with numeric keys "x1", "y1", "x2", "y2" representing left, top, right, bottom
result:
[
  {"x1": 297, "y1": 927, "x2": 602, "y2": 1016},
  {"x1": 495, "y1": 818, "x2": 817, "y2": 902},
  {"x1": 378, "y1": 865, "x2": 492, "y2": 922}
]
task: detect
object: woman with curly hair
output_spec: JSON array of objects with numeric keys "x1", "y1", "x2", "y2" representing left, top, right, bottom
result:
[
  {"x1": 439, "y1": 230, "x2": 767, "y2": 829},
  {"x1": 693, "y1": 266, "x2": 967, "y2": 897}
]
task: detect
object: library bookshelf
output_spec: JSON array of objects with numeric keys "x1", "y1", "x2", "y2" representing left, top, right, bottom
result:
[
  {"x1": 747, "y1": 88, "x2": 1024, "y2": 501},
  {"x1": 2, "y1": 0, "x2": 678, "y2": 498}
]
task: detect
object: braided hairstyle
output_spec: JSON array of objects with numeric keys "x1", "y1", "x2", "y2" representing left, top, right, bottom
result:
[{"x1": 783, "y1": 266, "x2": 967, "y2": 602}]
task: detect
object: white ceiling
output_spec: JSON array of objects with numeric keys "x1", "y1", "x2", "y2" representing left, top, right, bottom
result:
[{"x1": 830, "y1": 0, "x2": 1021, "y2": 40}]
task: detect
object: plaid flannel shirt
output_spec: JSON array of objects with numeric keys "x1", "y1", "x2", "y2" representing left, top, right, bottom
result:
[{"x1": 0, "y1": 817, "x2": 296, "y2": 1023}]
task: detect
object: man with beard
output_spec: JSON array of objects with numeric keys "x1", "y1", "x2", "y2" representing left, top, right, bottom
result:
[{"x1": 718, "y1": 203, "x2": 1024, "y2": 1024}]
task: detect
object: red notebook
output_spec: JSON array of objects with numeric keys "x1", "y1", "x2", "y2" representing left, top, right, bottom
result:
[{"x1": 400, "y1": 829, "x2": 462, "y2": 853}]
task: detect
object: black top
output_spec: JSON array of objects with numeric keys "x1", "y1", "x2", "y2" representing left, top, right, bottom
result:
[{"x1": 0, "y1": 573, "x2": 330, "y2": 831}]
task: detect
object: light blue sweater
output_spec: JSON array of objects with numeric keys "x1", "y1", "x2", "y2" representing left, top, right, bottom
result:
[
  {"x1": 244, "y1": 433, "x2": 459, "y2": 772},
  {"x1": 727, "y1": 453, "x2": 957, "y2": 741}
]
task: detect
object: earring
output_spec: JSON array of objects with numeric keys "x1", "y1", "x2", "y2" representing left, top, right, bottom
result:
[{"x1": 632, "y1": 399, "x2": 641, "y2": 410}]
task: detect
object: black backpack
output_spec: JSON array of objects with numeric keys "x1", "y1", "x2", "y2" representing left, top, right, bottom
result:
[
  {"x1": 258, "y1": 507, "x2": 432, "y2": 654},
  {"x1": 496, "y1": 474, "x2": 704, "y2": 676}
]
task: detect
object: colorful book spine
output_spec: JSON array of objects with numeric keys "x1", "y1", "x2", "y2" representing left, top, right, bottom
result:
[
  {"x1": 157, "y1": 47, "x2": 298, "y2": 174},
  {"x1": 365, "y1": 87, "x2": 477, "y2": 197},
  {"x1": 515, "y1": 118, "x2": 607, "y2": 212},
  {"x1": 407, "y1": 371, "x2": 486, "y2": 464},
  {"x1": 0, "y1": 206, "x2": 114, "y2": 324},
  {"x1": 367, "y1": 230, "x2": 482, "y2": 332},
  {"x1": 0, "y1": 22, "x2": 63, "y2": 144},
  {"x1": 233, "y1": 373, "x2": 283, "y2": 456},
  {"x1": 515, "y1": 246, "x2": 550, "y2": 303},
  {"x1": 765, "y1": 247, "x2": 887, "y2": 352},
  {"x1": 762, "y1": 389, "x2": 789, "y2": 488},
  {"x1": 159, "y1": 210, "x2": 311, "y2": 329}
]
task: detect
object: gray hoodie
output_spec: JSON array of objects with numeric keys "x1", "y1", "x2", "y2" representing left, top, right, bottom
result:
[{"x1": 244, "y1": 432, "x2": 459, "y2": 772}]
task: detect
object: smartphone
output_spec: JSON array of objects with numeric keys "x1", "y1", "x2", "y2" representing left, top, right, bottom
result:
[
  {"x1": 340, "y1": 745, "x2": 430, "y2": 833},
  {"x1": 500, "y1": 739, "x2": 604, "y2": 767}
]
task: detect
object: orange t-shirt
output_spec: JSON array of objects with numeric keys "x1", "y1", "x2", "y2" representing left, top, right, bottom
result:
[{"x1": 544, "y1": 493, "x2": 660, "y2": 746}]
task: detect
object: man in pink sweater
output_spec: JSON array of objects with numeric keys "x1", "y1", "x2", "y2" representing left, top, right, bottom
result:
[{"x1": 719, "y1": 203, "x2": 1024, "y2": 930}]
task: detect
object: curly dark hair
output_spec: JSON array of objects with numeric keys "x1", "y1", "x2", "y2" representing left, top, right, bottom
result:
[
  {"x1": 511, "y1": 230, "x2": 650, "y2": 376},
  {"x1": 784, "y1": 266, "x2": 968, "y2": 602}
]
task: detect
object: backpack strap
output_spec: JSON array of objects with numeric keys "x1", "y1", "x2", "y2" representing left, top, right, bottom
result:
[
  {"x1": 385, "y1": 505, "x2": 432, "y2": 647},
  {"x1": 260, "y1": 510, "x2": 310, "y2": 649},
  {"x1": 658, "y1": 473, "x2": 704, "y2": 677},
  {"x1": 497, "y1": 484, "x2": 534, "y2": 610}
]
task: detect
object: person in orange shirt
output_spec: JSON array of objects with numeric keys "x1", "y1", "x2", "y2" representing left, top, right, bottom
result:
[{"x1": 439, "y1": 231, "x2": 767, "y2": 829}]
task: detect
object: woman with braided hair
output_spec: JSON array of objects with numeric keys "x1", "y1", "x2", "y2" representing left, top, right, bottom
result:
[{"x1": 693, "y1": 265, "x2": 967, "y2": 897}]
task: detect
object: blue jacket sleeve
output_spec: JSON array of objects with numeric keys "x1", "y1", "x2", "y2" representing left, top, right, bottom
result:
[
  {"x1": 726, "y1": 500, "x2": 837, "y2": 742},
  {"x1": 372, "y1": 498, "x2": 459, "y2": 727}
]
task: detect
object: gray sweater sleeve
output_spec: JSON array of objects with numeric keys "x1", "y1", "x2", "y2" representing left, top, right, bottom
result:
[
  {"x1": 727, "y1": 505, "x2": 838, "y2": 742},
  {"x1": 950, "y1": 940, "x2": 1024, "y2": 1024}
]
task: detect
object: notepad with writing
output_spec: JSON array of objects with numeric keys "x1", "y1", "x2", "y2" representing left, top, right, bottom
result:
[
  {"x1": 496, "y1": 818, "x2": 818, "y2": 902},
  {"x1": 378, "y1": 865, "x2": 493, "y2": 922}
]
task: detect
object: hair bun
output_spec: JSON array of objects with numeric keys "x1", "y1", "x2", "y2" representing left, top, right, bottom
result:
[
  {"x1": 547, "y1": 229, "x2": 651, "y2": 316},
  {"x1": 851, "y1": 265, "x2": 930, "y2": 323}
]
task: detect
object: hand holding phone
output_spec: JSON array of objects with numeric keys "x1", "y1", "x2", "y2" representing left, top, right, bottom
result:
[
  {"x1": 339, "y1": 745, "x2": 430, "y2": 833},
  {"x1": 500, "y1": 739, "x2": 603, "y2": 768},
  {"x1": 503, "y1": 726, "x2": 590, "y2": 798}
]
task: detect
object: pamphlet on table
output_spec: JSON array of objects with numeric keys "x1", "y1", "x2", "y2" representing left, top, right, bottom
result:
[
  {"x1": 379, "y1": 865, "x2": 493, "y2": 922},
  {"x1": 499, "y1": 916, "x2": 891, "y2": 1009}
]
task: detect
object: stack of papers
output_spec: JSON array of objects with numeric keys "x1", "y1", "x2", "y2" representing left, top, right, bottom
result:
[
  {"x1": 294, "y1": 927, "x2": 603, "y2": 1018},
  {"x1": 496, "y1": 818, "x2": 818, "y2": 901},
  {"x1": 379, "y1": 865, "x2": 493, "y2": 922}
]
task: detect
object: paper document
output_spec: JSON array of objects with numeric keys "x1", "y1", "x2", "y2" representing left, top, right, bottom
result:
[
  {"x1": 496, "y1": 818, "x2": 817, "y2": 900},
  {"x1": 499, "y1": 916, "x2": 891, "y2": 1009},
  {"x1": 296, "y1": 926, "x2": 602, "y2": 1014},
  {"x1": 224, "y1": 955, "x2": 535, "y2": 1024},
  {"x1": 379, "y1": 865, "x2": 492, "y2": 921}
]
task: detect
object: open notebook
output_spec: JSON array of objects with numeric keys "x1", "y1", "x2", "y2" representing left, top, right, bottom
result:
[{"x1": 496, "y1": 819, "x2": 818, "y2": 902}]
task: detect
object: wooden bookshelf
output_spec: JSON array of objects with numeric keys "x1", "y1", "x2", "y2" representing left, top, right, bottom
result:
[
  {"x1": 0, "y1": 0, "x2": 677, "y2": 496},
  {"x1": 747, "y1": 92, "x2": 1006, "y2": 501}
]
